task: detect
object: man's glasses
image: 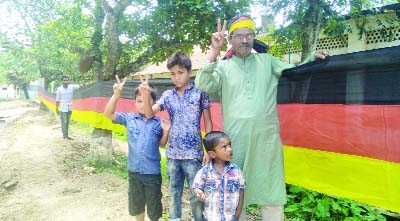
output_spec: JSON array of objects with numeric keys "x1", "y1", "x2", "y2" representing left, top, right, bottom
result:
[{"x1": 230, "y1": 33, "x2": 255, "y2": 41}]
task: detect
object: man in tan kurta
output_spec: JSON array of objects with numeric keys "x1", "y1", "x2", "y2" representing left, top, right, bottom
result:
[{"x1": 195, "y1": 15, "x2": 328, "y2": 221}]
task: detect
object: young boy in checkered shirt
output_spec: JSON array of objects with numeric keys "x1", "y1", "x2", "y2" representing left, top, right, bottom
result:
[{"x1": 193, "y1": 131, "x2": 246, "y2": 221}]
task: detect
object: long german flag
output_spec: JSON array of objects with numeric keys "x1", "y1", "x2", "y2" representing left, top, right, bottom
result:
[
  {"x1": 279, "y1": 46, "x2": 400, "y2": 213},
  {"x1": 39, "y1": 46, "x2": 400, "y2": 213}
]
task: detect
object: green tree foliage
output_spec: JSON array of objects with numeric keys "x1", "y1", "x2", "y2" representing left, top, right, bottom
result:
[
  {"x1": 32, "y1": 3, "x2": 93, "y2": 86},
  {"x1": 116, "y1": 0, "x2": 250, "y2": 76},
  {"x1": 1, "y1": 0, "x2": 251, "y2": 85},
  {"x1": 0, "y1": 0, "x2": 84, "y2": 89},
  {"x1": 255, "y1": 0, "x2": 399, "y2": 59},
  {"x1": 0, "y1": 41, "x2": 39, "y2": 99}
]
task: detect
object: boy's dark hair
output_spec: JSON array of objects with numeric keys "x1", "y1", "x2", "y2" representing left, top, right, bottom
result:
[
  {"x1": 203, "y1": 131, "x2": 229, "y2": 152},
  {"x1": 61, "y1": 75, "x2": 69, "y2": 80},
  {"x1": 166, "y1": 51, "x2": 192, "y2": 71},
  {"x1": 134, "y1": 83, "x2": 157, "y2": 101}
]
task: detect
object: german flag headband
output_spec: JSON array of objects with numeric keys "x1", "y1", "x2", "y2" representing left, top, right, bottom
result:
[{"x1": 228, "y1": 17, "x2": 256, "y2": 34}]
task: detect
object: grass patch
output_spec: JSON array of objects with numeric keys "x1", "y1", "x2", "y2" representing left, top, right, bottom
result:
[
  {"x1": 0, "y1": 98, "x2": 14, "y2": 102},
  {"x1": 159, "y1": 148, "x2": 169, "y2": 183},
  {"x1": 84, "y1": 146, "x2": 169, "y2": 182},
  {"x1": 113, "y1": 131, "x2": 128, "y2": 142},
  {"x1": 85, "y1": 151, "x2": 129, "y2": 179},
  {"x1": 246, "y1": 184, "x2": 394, "y2": 221},
  {"x1": 71, "y1": 120, "x2": 94, "y2": 136}
]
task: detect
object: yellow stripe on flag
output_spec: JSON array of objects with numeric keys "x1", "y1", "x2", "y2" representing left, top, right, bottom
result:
[
  {"x1": 71, "y1": 110, "x2": 126, "y2": 134},
  {"x1": 284, "y1": 145, "x2": 400, "y2": 213},
  {"x1": 38, "y1": 96, "x2": 56, "y2": 112},
  {"x1": 38, "y1": 96, "x2": 126, "y2": 134}
]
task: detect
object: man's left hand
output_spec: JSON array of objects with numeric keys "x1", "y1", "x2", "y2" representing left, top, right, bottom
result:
[{"x1": 315, "y1": 50, "x2": 329, "y2": 59}]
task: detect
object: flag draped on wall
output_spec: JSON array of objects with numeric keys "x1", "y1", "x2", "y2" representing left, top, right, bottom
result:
[
  {"x1": 279, "y1": 46, "x2": 400, "y2": 213},
  {"x1": 39, "y1": 46, "x2": 400, "y2": 213}
]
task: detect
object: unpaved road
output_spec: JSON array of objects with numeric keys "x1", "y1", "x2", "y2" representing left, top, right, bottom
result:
[{"x1": 0, "y1": 100, "x2": 192, "y2": 221}]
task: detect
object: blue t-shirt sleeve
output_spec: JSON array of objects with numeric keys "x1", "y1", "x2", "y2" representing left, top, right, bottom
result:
[
  {"x1": 113, "y1": 112, "x2": 128, "y2": 126},
  {"x1": 157, "y1": 91, "x2": 168, "y2": 111}
]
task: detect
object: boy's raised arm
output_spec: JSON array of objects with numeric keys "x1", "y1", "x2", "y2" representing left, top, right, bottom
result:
[
  {"x1": 138, "y1": 74, "x2": 161, "y2": 118},
  {"x1": 159, "y1": 118, "x2": 171, "y2": 147},
  {"x1": 104, "y1": 75, "x2": 127, "y2": 121}
]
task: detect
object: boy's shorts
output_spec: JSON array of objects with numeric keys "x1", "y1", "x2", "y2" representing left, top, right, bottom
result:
[{"x1": 128, "y1": 172, "x2": 162, "y2": 220}]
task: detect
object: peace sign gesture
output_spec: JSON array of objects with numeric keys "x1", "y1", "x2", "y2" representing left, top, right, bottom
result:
[
  {"x1": 113, "y1": 75, "x2": 127, "y2": 97},
  {"x1": 138, "y1": 73, "x2": 151, "y2": 99},
  {"x1": 208, "y1": 19, "x2": 227, "y2": 62},
  {"x1": 211, "y1": 19, "x2": 227, "y2": 51}
]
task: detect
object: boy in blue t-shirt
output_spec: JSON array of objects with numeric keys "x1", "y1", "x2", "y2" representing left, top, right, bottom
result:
[
  {"x1": 141, "y1": 51, "x2": 213, "y2": 221},
  {"x1": 104, "y1": 75, "x2": 170, "y2": 221}
]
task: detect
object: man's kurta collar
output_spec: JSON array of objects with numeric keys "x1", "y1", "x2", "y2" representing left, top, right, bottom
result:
[{"x1": 231, "y1": 53, "x2": 255, "y2": 63}]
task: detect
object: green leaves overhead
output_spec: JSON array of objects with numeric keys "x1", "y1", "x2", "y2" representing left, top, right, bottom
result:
[
  {"x1": 1, "y1": 0, "x2": 251, "y2": 86},
  {"x1": 121, "y1": 0, "x2": 250, "y2": 64},
  {"x1": 256, "y1": 0, "x2": 399, "y2": 58}
]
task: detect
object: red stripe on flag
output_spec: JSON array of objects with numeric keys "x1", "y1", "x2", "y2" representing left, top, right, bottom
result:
[
  {"x1": 72, "y1": 97, "x2": 224, "y2": 131},
  {"x1": 39, "y1": 93, "x2": 224, "y2": 132},
  {"x1": 39, "y1": 92, "x2": 398, "y2": 162},
  {"x1": 278, "y1": 104, "x2": 400, "y2": 163}
]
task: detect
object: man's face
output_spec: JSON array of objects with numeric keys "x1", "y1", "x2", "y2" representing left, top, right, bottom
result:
[
  {"x1": 228, "y1": 27, "x2": 255, "y2": 59},
  {"x1": 62, "y1": 78, "x2": 69, "y2": 87}
]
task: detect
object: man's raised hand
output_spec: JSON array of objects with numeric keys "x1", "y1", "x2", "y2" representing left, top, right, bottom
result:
[
  {"x1": 211, "y1": 19, "x2": 227, "y2": 51},
  {"x1": 113, "y1": 75, "x2": 127, "y2": 96}
]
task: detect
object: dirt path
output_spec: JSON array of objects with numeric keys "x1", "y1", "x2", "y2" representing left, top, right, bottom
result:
[{"x1": 0, "y1": 100, "x2": 186, "y2": 221}]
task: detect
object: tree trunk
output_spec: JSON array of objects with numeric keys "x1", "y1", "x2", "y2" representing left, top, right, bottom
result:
[
  {"x1": 101, "y1": 4, "x2": 122, "y2": 80},
  {"x1": 89, "y1": 1, "x2": 111, "y2": 164},
  {"x1": 90, "y1": 128, "x2": 113, "y2": 164},
  {"x1": 299, "y1": 0, "x2": 324, "y2": 103},
  {"x1": 91, "y1": 0, "x2": 105, "y2": 81},
  {"x1": 22, "y1": 85, "x2": 30, "y2": 100},
  {"x1": 301, "y1": 0, "x2": 323, "y2": 61},
  {"x1": 89, "y1": 0, "x2": 131, "y2": 164}
]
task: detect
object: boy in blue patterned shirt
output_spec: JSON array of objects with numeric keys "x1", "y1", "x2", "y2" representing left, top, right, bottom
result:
[
  {"x1": 104, "y1": 75, "x2": 171, "y2": 221},
  {"x1": 193, "y1": 131, "x2": 246, "y2": 221},
  {"x1": 142, "y1": 51, "x2": 213, "y2": 221}
]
